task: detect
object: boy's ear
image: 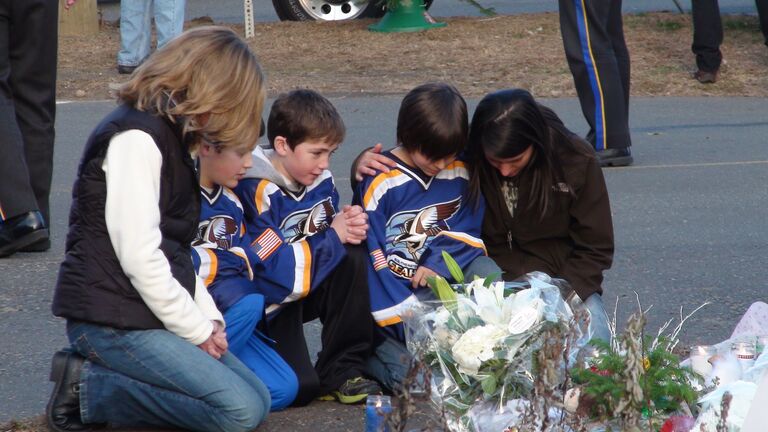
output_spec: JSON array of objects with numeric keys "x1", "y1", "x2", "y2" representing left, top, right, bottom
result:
[
  {"x1": 273, "y1": 136, "x2": 290, "y2": 156},
  {"x1": 198, "y1": 142, "x2": 214, "y2": 157}
]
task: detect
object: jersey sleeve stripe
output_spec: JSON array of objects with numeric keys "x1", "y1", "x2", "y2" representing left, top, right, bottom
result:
[
  {"x1": 202, "y1": 248, "x2": 218, "y2": 287},
  {"x1": 363, "y1": 169, "x2": 402, "y2": 209},
  {"x1": 285, "y1": 241, "x2": 312, "y2": 302},
  {"x1": 372, "y1": 294, "x2": 419, "y2": 327},
  {"x1": 230, "y1": 247, "x2": 254, "y2": 280},
  {"x1": 255, "y1": 179, "x2": 269, "y2": 215},
  {"x1": 437, "y1": 231, "x2": 488, "y2": 254},
  {"x1": 300, "y1": 241, "x2": 312, "y2": 298}
]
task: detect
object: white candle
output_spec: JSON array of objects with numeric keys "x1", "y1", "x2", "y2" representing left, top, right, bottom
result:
[
  {"x1": 731, "y1": 341, "x2": 757, "y2": 372},
  {"x1": 689, "y1": 345, "x2": 716, "y2": 377}
]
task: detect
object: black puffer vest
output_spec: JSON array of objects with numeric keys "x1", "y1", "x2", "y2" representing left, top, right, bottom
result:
[{"x1": 53, "y1": 104, "x2": 200, "y2": 330}]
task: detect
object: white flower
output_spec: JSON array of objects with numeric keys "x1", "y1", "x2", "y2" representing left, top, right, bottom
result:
[
  {"x1": 451, "y1": 324, "x2": 508, "y2": 376},
  {"x1": 433, "y1": 326, "x2": 459, "y2": 349}
]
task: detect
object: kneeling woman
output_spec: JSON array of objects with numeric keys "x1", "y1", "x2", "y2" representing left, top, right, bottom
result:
[
  {"x1": 48, "y1": 27, "x2": 270, "y2": 432},
  {"x1": 464, "y1": 88, "x2": 613, "y2": 342}
]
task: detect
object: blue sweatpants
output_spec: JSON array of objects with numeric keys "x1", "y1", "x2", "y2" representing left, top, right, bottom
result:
[{"x1": 224, "y1": 294, "x2": 298, "y2": 411}]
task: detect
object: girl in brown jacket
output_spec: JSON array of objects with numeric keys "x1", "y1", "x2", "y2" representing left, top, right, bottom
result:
[{"x1": 464, "y1": 88, "x2": 614, "y2": 342}]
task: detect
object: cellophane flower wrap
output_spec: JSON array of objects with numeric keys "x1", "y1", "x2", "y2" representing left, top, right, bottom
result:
[{"x1": 403, "y1": 262, "x2": 593, "y2": 432}]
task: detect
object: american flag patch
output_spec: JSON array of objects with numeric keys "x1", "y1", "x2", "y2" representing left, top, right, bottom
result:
[
  {"x1": 252, "y1": 228, "x2": 282, "y2": 261},
  {"x1": 371, "y1": 249, "x2": 388, "y2": 271}
]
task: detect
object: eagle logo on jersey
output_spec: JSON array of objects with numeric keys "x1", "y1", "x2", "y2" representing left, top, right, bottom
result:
[
  {"x1": 384, "y1": 198, "x2": 461, "y2": 278},
  {"x1": 279, "y1": 198, "x2": 336, "y2": 243},
  {"x1": 194, "y1": 215, "x2": 238, "y2": 249}
]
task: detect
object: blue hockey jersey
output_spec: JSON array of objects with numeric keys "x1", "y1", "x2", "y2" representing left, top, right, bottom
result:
[
  {"x1": 191, "y1": 185, "x2": 259, "y2": 313},
  {"x1": 354, "y1": 151, "x2": 487, "y2": 341},
  {"x1": 234, "y1": 146, "x2": 347, "y2": 316}
]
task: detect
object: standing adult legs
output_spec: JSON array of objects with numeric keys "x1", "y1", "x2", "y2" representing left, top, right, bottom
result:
[
  {"x1": 118, "y1": 0, "x2": 153, "y2": 68},
  {"x1": 8, "y1": 0, "x2": 57, "y2": 227},
  {"x1": 691, "y1": 0, "x2": 723, "y2": 74},
  {"x1": 558, "y1": 0, "x2": 632, "y2": 165},
  {"x1": 153, "y1": 0, "x2": 186, "y2": 49},
  {"x1": 755, "y1": 0, "x2": 768, "y2": 46},
  {"x1": 0, "y1": 0, "x2": 52, "y2": 257}
]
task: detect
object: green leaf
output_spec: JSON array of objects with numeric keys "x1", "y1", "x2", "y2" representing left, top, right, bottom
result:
[
  {"x1": 480, "y1": 375, "x2": 497, "y2": 395},
  {"x1": 482, "y1": 272, "x2": 502, "y2": 287},
  {"x1": 442, "y1": 250, "x2": 464, "y2": 284}
]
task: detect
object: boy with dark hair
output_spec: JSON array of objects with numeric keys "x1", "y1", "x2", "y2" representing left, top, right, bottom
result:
[
  {"x1": 353, "y1": 82, "x2": 490, "y2": 391},
  {"x1": 192, "y1": 133, "x2": 299, "y2": 411},
  {"x1": 235, "y1": 89, "x2": 381, "y2": 405}
]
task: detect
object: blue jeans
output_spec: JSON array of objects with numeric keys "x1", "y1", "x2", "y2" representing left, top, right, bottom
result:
[
  {"x1": 583, "y1": 292, "x2": 611, "y2": 343},
  {"x1": 118, "y1": 0, "x2": 185, "y2": 67},
  {"x1": 365, "y1": 334, "x2": 412, "y2": 393},
  {"x1": 224, "y1": 294, "x2": 298, "y2": 411},
  {"x1": 67, "y1": 320, "x2": 270, "y2": 432},
  {"x1": 463, "y1": 255, "x2": 503, "y2": 282}
]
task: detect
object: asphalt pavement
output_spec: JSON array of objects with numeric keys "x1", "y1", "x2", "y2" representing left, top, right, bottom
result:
[{"x1": 1, "y1": 96, "x2": 767, "y2": 425}]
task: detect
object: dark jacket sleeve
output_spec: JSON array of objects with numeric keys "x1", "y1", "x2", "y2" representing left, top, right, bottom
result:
[{"x1": 560, "y1": 155, "x2": 614, "y2": 300}]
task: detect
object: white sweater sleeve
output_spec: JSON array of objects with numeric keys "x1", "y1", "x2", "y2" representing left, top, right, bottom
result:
[
  {"x1": 194, "y1": 275, "x2": 225, "y2": 326},
  {"x1": 103, "y1": 130, "x2": 214, "y2": 345}
]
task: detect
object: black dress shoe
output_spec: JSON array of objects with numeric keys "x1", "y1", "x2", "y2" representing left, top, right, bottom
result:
[
  {"x1": 47, "y1": 351, "x2": 90, "y2": 432},
  {"x1": 116, "y1": 64, "x2": 137, "y2": 75},
  {"x1": 19, "y1": 237, "x2": 52, "y2": 252},
  {"x1": 597, "y1": 147, "x2": 633, "y2": 167},
  {"x1": 693, "y1": 69, "x2": 719, "y2": 84},
  {"x1": 0, "y1": 211, "x2": 49, "y2": 258}
]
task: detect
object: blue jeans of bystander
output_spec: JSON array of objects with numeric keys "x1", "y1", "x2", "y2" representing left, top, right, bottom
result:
[
  {"x1": 117, "y1": 0, "x2": 186, "y2": 67},
  {"x1": 67, "y1": 320, "x2": 270, "y2": 432}
]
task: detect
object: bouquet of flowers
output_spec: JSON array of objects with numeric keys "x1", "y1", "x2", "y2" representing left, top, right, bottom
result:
[{"x1": 403, "y1": 252, "x2": 594, "y2": 431}]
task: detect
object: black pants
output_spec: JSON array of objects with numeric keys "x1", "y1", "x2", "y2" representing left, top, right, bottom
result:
[
  {"x1": 692, "y1": 0, "x2": 768, "y2": 73},
  {"x1": 0, "y1": 0, "x2": 57, "y2": 224},
  {"x1": 267, "y1": 244, "x2": 375, "y2": 406},
  {"x1": 558, "y1": 0, "x2": 631, "y2": 151}
]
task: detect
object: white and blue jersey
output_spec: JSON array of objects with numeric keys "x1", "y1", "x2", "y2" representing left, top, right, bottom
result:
[
  {"x1": 354, "y1": 151, "x2": 487, "y2": 341},
  {"x1": 191, "y1": 185, "x2": 259, "y2": 313},
  {"x1": 234, "y1": 147, "x2": 347, "y2": 316}
]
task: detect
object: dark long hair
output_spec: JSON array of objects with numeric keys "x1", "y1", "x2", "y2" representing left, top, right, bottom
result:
[{"x1": 467, "y1": 89, "x2": 593, "y2": 218}]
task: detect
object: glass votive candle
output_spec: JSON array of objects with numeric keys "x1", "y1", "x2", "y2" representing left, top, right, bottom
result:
[
  {"x1": 365, "y1": 395, "x2": 392, "y2": 432},
  {"x1": 756, "y1": 336, "x2": 768, "y2": 356},
  {"x1": 689, "y1": 345, "x2": 716, "y2": 376},
  {"x1": 731, "y1": 341, "x2": 757, "y2": 372}
]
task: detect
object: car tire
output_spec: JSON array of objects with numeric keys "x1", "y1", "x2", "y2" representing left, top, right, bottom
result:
[{"x1": 272, "y1": 0, "x2": 432, "y2": 21}]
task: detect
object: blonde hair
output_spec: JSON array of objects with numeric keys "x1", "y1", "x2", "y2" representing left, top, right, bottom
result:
[{"x1": 118, "y1": 26, "x2": 265, "y2": 153}]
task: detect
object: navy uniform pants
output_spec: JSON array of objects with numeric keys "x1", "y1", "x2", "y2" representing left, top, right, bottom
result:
[
  {"x1": 692, "y1": 0, "x2": 768, "y2": 73},
  {"x1": 558, "y1": 0, "x2": 632, "y2": 152},
  {"x1": 0, "y1": 0, "x2": 57, "y2": 225}
]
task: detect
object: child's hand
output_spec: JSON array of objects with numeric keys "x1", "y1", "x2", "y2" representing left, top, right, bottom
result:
[
  {"x1": 412, "y1": 266, "x2": 437, "y2": 289},
  {"x1": 355, "y1": 143, "x2": 397, "y2": 181},
  {"x1": 332, "y1": 206, "x2": 369, "y2": 244},
  {"x1": 343, "y1": 205, "x2": 369, "y2": 244}
]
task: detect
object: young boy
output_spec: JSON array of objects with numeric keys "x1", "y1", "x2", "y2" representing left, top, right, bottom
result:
[
  {"x1": 192, "y1": 132, "x2": 299, "y2": 411},
  {"x1": 353, "y1": 83, "x2": 489, "y2": 391},
  {"x1": 234, "y1": 89, "x2": 381, "y2": 406}
]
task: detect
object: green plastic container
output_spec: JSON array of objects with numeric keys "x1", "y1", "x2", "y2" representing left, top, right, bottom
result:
[{"x1": 368, "y1": 0, "x2": 446, "y2": 33}]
